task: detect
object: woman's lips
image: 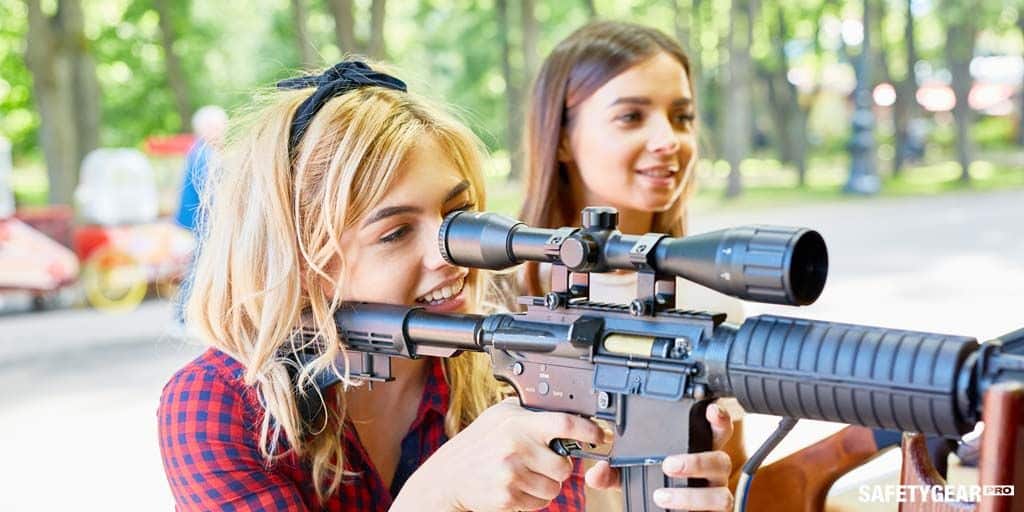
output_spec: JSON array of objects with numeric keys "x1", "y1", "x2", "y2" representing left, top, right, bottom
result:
[{"x1": 635, "y1": 168, "x2": 677, "y2": 188}]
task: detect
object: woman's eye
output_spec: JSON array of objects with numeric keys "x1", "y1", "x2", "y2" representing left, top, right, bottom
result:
[
  {"x1": 674, "y1": 112, "x2": 696, "y2": 125},
  {"x1": 615, "y1": 111, "x2": 642, "y2": 123},
  {"x1": 379, "y1": 225, "x2": 411, "y2": 244},
  {"x1": 447, "y1": 202, "x2": 476, "y2": 214}
]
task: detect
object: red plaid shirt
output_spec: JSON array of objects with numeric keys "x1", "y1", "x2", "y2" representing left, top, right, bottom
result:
[{"x1": 159, "y1": 348, "x2": 586, "y2": 511}]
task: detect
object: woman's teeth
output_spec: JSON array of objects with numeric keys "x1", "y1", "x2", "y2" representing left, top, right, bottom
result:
[
  {"x1": 416, "y1": 277, "x2": 466, "y2": 304},
  {"x1": 637, "y1": 168, "x2": 676, "y2": 178}
]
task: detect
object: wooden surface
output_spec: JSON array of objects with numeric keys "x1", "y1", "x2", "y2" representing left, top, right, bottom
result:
[{"x1": 744, "y1": 426, "x2": 881, "y2": 512}]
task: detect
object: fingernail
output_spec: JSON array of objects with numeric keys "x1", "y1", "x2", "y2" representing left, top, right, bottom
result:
[
  {"x1": 653, "y1": 489, "x2": 671, "y2": 506},
  {"x1": 712, "y1": 403, "x2": 727, "y2": 419},
  {"x1": 663, "y1": 455, "x2": 685, "y2": 473},
  {"x1": 603, "y1": 428, "x2": 615, "y2": 444}
]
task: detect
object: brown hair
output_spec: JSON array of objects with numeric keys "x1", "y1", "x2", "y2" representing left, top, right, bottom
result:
[{"x1": 518, "y1": 21, "x2": 698, "y2": 295}]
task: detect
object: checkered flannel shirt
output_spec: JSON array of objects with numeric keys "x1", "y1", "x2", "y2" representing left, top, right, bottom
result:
[{"x1": 159, "y1": 348, "x2": 585, "y2": 511}]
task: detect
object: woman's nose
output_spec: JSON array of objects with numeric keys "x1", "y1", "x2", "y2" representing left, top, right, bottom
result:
[
  {"x1": 421, "y1": 218, "x2": 450, "y2": 270},
  {"x1": 646, "y1": 116, "x2": 681, "y2": 154}
]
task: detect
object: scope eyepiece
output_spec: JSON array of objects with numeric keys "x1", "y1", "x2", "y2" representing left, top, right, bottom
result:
[{"x1": 439, "y1": 210, "x2": 524, "y2": 270}]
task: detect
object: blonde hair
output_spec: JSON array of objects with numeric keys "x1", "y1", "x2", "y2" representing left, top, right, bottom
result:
[{"x1": 186, "y1": 68, "x2": 502, "y2": 501}]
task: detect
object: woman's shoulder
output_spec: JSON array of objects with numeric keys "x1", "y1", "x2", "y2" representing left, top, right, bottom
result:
[{"x1": 159, "y1": 347, "x2": 257, "y2": 417}]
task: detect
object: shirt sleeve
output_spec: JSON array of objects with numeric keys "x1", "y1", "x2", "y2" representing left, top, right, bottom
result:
[
  {"x1": 541, "y1": 459, "x2": 587, "y2": 511},
  {"x1": 158, "y1": 366, "x2": 309, "y2": 511}
]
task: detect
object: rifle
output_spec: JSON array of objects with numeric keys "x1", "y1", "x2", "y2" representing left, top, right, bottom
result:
[{"x1": 296, "y1": 207, "x2": 1024, "y2": 512}]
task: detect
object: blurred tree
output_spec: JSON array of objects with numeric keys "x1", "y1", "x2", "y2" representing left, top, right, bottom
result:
[
  {"x1": 291, "y1": 0, "x2": 317, "y2": 68},
  {"x1": 582, "y1": 0, "x2": 597, "y2": 19},
  {"x1": 369, "y1": 0, "x2": 387, "y2": 60},
  {"x1": 496, "y1": 0, "x2": 522, "y2": 181},
  {"x1": 521, "y1": 0, "x2": 538, "y2": 84},
  {"x1": 327, "y1": 0, "x2": 357, "y2": 55},
  {"x1": 25, "y1": 0, "x2": 102, "y2": 205},
  {"x1": 1, "y1": 1, "x2": 39, "y2": 159},
  {"x1": 326, "y1": 0, "x2": 387, "y2": 60},
  {"x1": 154, "y1": 0, "x2": 193, "y2": 126},
  {"x1": 890, "y1": 0, "x2": 920, "y2": 176},
  {"x1": 845, "y1": 0, "x2": 881, "y2": 194},
  {"x1": 941, "y1": 1, "x2": 977, "y2": 183},
  {"x1": 757, "y1": 0, "x2": 827, "y2": 187},
  {"x1": 724, "y1": 0, "x2": 754, "y2": 198}
]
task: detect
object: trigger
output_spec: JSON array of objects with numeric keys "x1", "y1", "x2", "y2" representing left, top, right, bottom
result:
[
  {"x1": 549, "y1": 438, "x2": 577, "y2": 456},
  {"x1": 548, "y1": 438, "x2": 607, "y2": 461}
]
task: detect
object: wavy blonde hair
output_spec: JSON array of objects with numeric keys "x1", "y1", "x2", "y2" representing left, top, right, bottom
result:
[{"x1": 186, "y1": 67, "x2": 502, "y2": 502}]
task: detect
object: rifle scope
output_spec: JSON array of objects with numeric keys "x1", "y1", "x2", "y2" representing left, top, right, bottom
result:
[{"x1": 439, "y1": 208, "x2": 828, "y2": 306}]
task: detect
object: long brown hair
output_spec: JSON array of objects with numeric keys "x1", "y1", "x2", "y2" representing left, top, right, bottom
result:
[{"x1": 518, "y1": 21, "x2": 698, "y2": 295}]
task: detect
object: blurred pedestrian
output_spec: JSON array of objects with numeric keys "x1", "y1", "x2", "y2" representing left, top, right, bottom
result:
[{"x1": 174, "y1": 105, "x2": 227, "y2": 324}]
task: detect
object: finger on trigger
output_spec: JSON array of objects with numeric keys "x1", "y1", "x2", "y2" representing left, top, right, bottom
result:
[{"x1": 534, "y1": 412, "x2": 605, "y2": 446}]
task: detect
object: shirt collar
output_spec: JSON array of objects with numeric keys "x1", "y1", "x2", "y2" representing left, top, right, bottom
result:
[{"x1": 409, "y1": 357, "x2": 449, "y2": 430}]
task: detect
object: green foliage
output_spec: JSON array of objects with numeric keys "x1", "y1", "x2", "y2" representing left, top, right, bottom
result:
[
  {"x1": 972, "y1": 115, "x2": 1016, "y2": 149},
  {"x1": 0, "y1": 1, "x2": 38, "y2": 160},
  {"x1": 3, "y1": 0, "x2": 1023, "y2": 207},
  {"x1": 91, "y1": 0, "x2": 225, "y2": 145}
]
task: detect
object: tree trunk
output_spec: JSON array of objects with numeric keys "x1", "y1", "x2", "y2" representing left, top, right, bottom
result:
[
  {"x1": 872, "y1": 0, "x2": 896, "y2": 179},
  {"x1": 893, "y1": 0, "x2": 919, "y2": 175},
  {"x1": 496, "y1": 0, "x2": 522, "y2": 182},
  {"x1": 368, "y1": 0, "x2": 386, "y2": 60},
  {"x1": 60, "y1": 0, "x2": 99, "y2": 166},
  {"x1": 945, "y1": 18, "x2": 975, "y2": 183},
  {"x1": 672, "y1": 0, "x2": 690, "y2": 56},
  {"x1": 503, "y1": 0, "x2": 537, "y2": 181},
  {"x1": 762, "y1": 5, "x2": 809, "y2": 185},
  {"x1": 521, "y1": 0, "x2": 538, "y2": 83},
  {"x1": 291, "y1": 0, "x2": 317, "y2": 68},
  {"x1": 154, "y1": 0, "x2": 192, "y2": 129},
  {"x1": 582, "y1": 0, "x2": 597, "y2": 18},
  {"x1": 25, "y1": 0, "x2": 100, "y2": 206},
  {"x1": 328, "y1": 0, "x2": 358, "y2": 55},
  {"x1": 724, "y1": 0, "x2": 752, "y2": 198}
]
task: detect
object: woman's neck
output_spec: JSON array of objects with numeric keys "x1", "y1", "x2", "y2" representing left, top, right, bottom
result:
[
  {"x1": 569, "y1": 193, "x2": 654, "y2": 235},
  {"x1": 567, "y1": 170, "x2": 655, "y2": 235},
  {"x1": 611, "y1": 207, "x2": 655, "y2": 235},
  {"x1": 345, "y1": 357, "x2": 431, "y2": 419}
]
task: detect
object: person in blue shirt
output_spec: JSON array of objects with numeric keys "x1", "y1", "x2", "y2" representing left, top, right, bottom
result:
[
  {"x1": 175, "y1": 106, "x2": 227, "y2": 232},
  {"x1": 174, "y1": 105, "x2": 227, "y2": 323}
]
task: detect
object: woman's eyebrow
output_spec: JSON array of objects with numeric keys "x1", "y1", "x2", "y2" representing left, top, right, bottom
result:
[
  {"x1": 444, "y1": 180, "x2": 471, "y2": 202},
  {"x1": 608, "y1": 97, "x2": 693, "y2": 108},
  {"x1": 362, "y1": 205, "x2": 421, "y2": 227},
  {"x1": 362, "y1": 180, "x2": 471, "y2": 228}
]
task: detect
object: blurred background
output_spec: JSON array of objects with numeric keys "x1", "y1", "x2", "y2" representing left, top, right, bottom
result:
[{"x1": 0, "y1": 0, "x2": 1022, "y2": 510}]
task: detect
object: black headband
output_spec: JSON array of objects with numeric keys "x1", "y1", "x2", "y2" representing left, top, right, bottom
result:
[{"x1": 277, "y1": 60, "x2": 407, "y2": 157}]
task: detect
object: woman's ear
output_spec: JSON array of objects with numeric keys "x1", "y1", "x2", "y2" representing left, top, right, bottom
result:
[{"x1": 556, "y1": 133, "x2": 573, "y2": 164}]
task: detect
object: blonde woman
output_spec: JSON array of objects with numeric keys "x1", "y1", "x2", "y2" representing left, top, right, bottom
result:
[{"x1": 158, "y1": 61, "x2": 733, "y2": 511}]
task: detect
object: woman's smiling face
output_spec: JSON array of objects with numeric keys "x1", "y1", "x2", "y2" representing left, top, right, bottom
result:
[
  {"x1": 563, "y1": 51, "x2": 696, "y2": 214},
  {"x1": 338, "y1": 135, "x2": 477, "y2": 313}
]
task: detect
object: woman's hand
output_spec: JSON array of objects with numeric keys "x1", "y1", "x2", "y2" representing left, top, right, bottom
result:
[
  {"x1": 395, "y1": 398, "x2": 606, "y2": 512},
  {"x1": 584, "y1": 403, "x2": 735, "y2": 511}
]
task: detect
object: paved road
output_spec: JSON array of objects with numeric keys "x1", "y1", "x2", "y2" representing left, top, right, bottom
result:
[{"x1": 0, "y1": 188, "x2": 1020, "y2": 511}]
